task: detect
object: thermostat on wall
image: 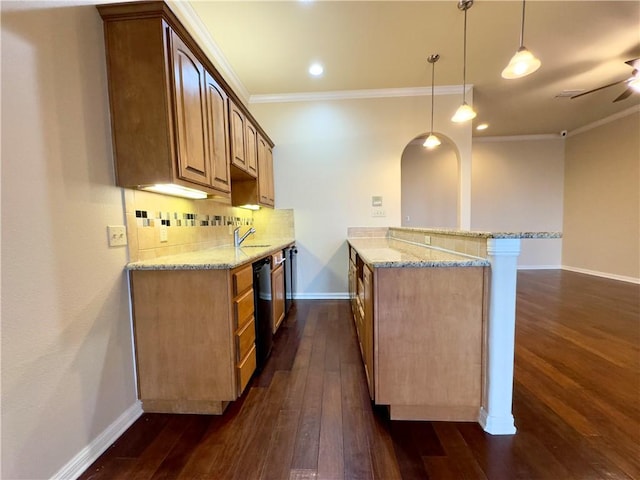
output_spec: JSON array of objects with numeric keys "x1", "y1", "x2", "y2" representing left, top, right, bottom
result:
[{"x1": 371, "y1": 196, "x2": 383, "y2": 207}]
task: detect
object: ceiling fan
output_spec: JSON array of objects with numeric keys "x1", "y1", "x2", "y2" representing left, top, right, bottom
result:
[{"x1": 571, "y1": 58, "x2": 640, "y2": 102}]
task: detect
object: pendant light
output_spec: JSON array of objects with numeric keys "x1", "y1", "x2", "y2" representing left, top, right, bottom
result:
[
  {"x1": 423, "y1": 54, "x2": 441, "y2": 149},
  {"x1": 502, "y1": 0, "x2": 541, "y2": 79},
  {"x1": 451, "y1": 0, "x2": 477, "y2": 123}
]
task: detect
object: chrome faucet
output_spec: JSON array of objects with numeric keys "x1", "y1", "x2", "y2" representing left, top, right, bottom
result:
[{"x1": 234, "y1": 226, "x2": 256, "y2": 247}]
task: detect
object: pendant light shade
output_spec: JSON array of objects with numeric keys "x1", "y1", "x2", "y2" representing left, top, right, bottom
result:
[
  {"x1": 502, "y1": 0, "x2": 541, "y2": 79},
  {"x1": 423, "y1": 134, "x2": 441, "y2": 149},
  {"x1": 424, "y1": 54, "x2": 441, "y2": 149},
  {"x1": 452, "y1": 0, "x2": 476, "y2": 123},
  {"x1": 451, "y1": 102, "x2": 477, "y2": 123}
]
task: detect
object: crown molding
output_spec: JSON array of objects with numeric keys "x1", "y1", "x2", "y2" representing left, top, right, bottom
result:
[
  {"x1": 165, "y1": 0, "x2": 250, "y2": 104},
  {"x1": 568, "y1": 105, "x2": 640, "y2": 137},
  {"x1": 250, "y1": 85, "x2": 470, "y2": 104},
  {"x1": 474, "y1": 134, "x2": 561, "y2": 143}
]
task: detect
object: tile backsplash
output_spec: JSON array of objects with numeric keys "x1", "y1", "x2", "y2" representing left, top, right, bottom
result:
[{"x1": 124, "y1": 189, "x2": 294, "y2": 262}]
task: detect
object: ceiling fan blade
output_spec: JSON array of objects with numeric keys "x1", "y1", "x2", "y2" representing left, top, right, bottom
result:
[
  {"x1": 613, "y1": 87, "x2": 634, "y2": 103},
  {"x1": 625, "y1": 58, "x2": 640, "y2": 69},
  {"x1": 570, "y1": 78, "x2": 627, "y2": 99}
]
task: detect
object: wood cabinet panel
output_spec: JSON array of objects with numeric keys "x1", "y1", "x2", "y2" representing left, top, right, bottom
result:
[
  {"x1": 204, "y1": 71, "x2": 231, "y2": 193},
  {"x1": 257, "y1": 135, "x2": 275, "y2": 207},
  {"x1": 237, "y1": 345, "x2": 257, "y2": 394},
  {"x1": 272, "y1": 254, "x2": 285, "y2": 334},
  {"x1": 232, "y1": 263, "x2": 253, "y2": 296},
  {"x1": 375, "y1": 267, "x2": 484, "y2": 412},
  {"x1": 245, "y1": 121, "x2": 258, "y2": 177},
  {"x1": 236, "y1": 317, "x2": 256, "y2": 362},
  {"x1": 130, "y1": 270, "x2": 236, "y2": 406},
  {"x1": 234, "y1": 286, "x2": 255, "y2": 329},
  {"x1": 170, "y1": 30, "x2": 210, "y2": 186},
  {"x1": 363, "y1": 265, "x2": 374, "y2": 399},
  {"x1": 229, "y1": 100, "x2": 247, "y2": 172}
]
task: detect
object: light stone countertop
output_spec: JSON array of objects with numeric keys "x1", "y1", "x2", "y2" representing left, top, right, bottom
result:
[
  {"x1": 126, "y1": 237, "x2": 296, "y2": 270},
  {"x1": 389, "y1": 227, "x2": 562, "y2": 239},
  {"x1": 348, "y1": 237, "x2": 490, "y2": 268}
]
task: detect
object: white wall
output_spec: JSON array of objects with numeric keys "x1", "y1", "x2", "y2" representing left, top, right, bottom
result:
[
  {"x1": 1, "y1": 2, "x2": 137, "y2": 478},
  {"x1": 251, "y1": 93, "x2": 470, "y2": 297},
  {"x1": 563, "y1": 110, "x2": 640, "y2": 281},
  {"x1": 471, "y1": 137, "x2": 565, "y2": 268}
]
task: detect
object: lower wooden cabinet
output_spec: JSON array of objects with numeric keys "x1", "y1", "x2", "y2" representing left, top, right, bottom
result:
[
  {"x1": 348, "y1": 245, "x2": 487, "y2": 422},
  {"x1": 129, "y1": 264, "x2": 256, "y2": 415},
  {"x1": 271, "y1": 251, "x2": 285, "y2": 334},
  {"x1": 362, "y1": 264, "x2": 374, "y2": 399}
]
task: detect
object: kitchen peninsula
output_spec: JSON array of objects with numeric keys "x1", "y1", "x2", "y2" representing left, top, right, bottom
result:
[{"x1": 347, "y1": 226, "x2": 562, "y2": 435}]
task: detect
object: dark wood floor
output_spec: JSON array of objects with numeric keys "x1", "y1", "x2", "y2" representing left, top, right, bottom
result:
[{"x1": 79, "y1": 270, "x2": 640, "y2": 480}]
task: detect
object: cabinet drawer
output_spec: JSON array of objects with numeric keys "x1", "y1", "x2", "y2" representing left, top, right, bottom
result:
[
  {"x1": 237, "y1": 344, "x2": 256, "y2": 395},
  {"x1": 234, "y1": 288, "x2": 254, "y2": 328},
  {"x1": 236, "y1": 317, "x2": 256, "y2": 362},
  {"x1": 233, "y1": 265, "x2": 253, "y2": 296},
  {"x1": 272, "y1": 250, "x2": 285, "y2": 266},
  {"x1": 350, "y1": 247, "x2": 357, "y2": 264}
]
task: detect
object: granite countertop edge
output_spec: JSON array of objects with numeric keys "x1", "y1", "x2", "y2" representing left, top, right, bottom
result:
[
  {"x1": 389, "y1": 227, "x2": 562, "y2": 239},
  {"x1": 126, "y1": 238, "x2": 296, "y2": 271},
  {"x1": 347, "y1": 238, "x2": 490, "y2": 268}
]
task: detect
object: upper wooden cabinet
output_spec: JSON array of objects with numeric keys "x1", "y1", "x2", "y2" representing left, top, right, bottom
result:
[
  {"x1": 97, "y1": 2, "x2": 272, "y2": 199},
  {"x1": 257, "y1": 135, "x2": 275, "y2": 207},
  {"x1": 205, "y1": 71, "x2": 232, "y2": 194},
  {"x1": 229, "y1": 100, "x2": 258, "y2": 179},
  {"x1": 231, "y1": 132, "x2": 276, "y2": 208},
  {"x1": 229, "y1": 100, "x2": 248, "y2": 173},
  {"x1": 169, "y1": 30, "x2": 212, "y2": 188},
  {"x1": 245, "y1": 122, "x2": 259, "y2": 177}
]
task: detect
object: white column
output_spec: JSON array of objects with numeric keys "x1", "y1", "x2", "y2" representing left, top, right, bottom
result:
[{"x1": 479, "y1": 237, "x2": 521, "y2": 435}]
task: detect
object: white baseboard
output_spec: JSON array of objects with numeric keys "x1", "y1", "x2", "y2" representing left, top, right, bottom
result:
[
  {"x1": 561, "y1": 265, "x2": 640, "y2": 284},
  {"x1": 517, "y1": 265, "x2": 561, "y2": 270},
  {"x1": 294, "y1": 292, "x2": 349, "y2": 300},
  {"x1": 51, "y1": 401, "x2": 143, "y2": 480}
]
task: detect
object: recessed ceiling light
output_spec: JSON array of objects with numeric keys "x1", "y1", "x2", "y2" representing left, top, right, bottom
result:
[
  {"x1": 476, "y1": 123, "x2": 489, "y2": 131},
  {"x1": 308, "y1": 63, "x2": 324, "y2": 76}
]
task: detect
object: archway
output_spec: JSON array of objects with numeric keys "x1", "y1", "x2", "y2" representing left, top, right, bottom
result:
[{"x1": 400, "y1": 133, "x2": 460, "y2": 228}]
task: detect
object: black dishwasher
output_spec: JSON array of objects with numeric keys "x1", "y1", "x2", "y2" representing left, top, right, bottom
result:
[{"x1": 253, "y1": 257, "x2": 273, "y2": 371}]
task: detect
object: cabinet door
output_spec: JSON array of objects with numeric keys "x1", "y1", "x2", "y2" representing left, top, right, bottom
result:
[
  {"x1": 272, "y1": 261, "x2": 285, "y2": 334},
  {"x1": 363, "y1": 265, "x2": 374, "y2": 399},
  {"x1": 170, "y1": 31, "x2": 211, "y2": 186},
  {"x1": 266, "y1": 145, "x2": 275, "y2": 205},
  {"x1": 204, "y1": 71, "x2": 231, "y2": 193},
  {"x1": 257, "y1": 135, "x2": 275, "y2": 207},
  {"x1": 229, "y1": 100, "x2": 247, "y2": 171},
  {"x1": 257, "y1": 135, "x2": 270, "y2": 205},
  {"x1": 245, "y1": 121, "x2": 258, "y2": 177}
]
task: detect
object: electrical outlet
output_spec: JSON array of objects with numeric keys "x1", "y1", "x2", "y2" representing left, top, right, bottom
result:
[
  {"x1": 160, "y1": 224, "x2": 168, "y2": 243},
  {"x1": 107, "y1": 225, "x2": 127, "y2": 247},
  {"x1": 424, "y1": 235, "x2": 431, "y2": 245},
  {"x1": 372, "y1": 208, "x2": 386, "y2": 218}
]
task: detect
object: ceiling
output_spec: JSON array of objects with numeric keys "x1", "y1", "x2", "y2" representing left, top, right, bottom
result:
[{"x1": 188, "y1": 1, "x2": 640, "y2": 137}]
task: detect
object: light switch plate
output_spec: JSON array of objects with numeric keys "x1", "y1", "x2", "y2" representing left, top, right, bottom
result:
[
  {"x1": 107, "y1": 225, "x2": 127, "y2": 247},
  {"x1": 372, "y1": 208, "x2": 386, "y2": 217}
]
